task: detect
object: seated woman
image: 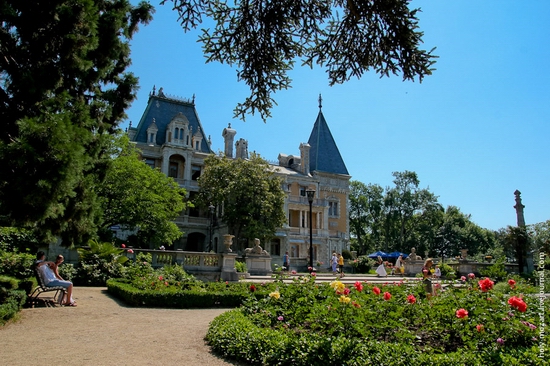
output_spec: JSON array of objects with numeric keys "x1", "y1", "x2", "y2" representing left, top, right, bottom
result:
[
  {"x1": 35, "y1": 251, "x2": 76, "y2": 306},
  {"x1": 53, "y1": 254, "x2": 76, "y2": 305}
]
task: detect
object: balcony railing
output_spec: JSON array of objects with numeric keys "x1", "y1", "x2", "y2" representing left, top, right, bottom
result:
[{"x1": 287, "y1": 196, "x2": 326, "y2": 206}]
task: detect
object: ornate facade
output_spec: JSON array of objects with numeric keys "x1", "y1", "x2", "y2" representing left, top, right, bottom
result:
[{"x1": 127, "y1": 88, "x2": 350, "y2": 265}]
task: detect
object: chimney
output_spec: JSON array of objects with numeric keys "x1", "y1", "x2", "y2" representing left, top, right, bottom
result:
[
  {"x1": 235, "y1": 138, "x2": 249, "y2": 159},
  {"x1": 222, "y1": 123, "x2": 236, "y2": 158},
  {"x1": 299, "y1": 142, "x2": 310, "y2": 175}
]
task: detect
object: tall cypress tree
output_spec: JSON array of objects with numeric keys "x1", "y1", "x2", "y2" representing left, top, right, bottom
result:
[{"x1": 0, "y1": 0, "x2": 153, "y2": 245}]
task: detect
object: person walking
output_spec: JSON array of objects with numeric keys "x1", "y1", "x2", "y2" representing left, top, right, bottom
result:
[
  {"x1": 338, "y1": 253, "x2": 345, "y2": 278},
  {"x1": 331, "y1": 252, "x2": 338, "y2": 275},
  {"x1": 422, "y1": 258, "x2": 435, "y2": 299},
  {"x1": 283, "y1": 251, "x2": 290, "y2": 271},
  {"x1": 395, "y1": 255, "x2": 404, "y2": 275}
]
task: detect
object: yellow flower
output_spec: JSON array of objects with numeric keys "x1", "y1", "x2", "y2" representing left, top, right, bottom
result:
[
  {"x1": 339, "y1": 295, "x2": 351, "y2": 304},
  {"x1": 269, "y1": 291, "x2": 280, "y2": 300},
  {"x1": 330, "y1": 280, "x2": 345, "y2": 292}
]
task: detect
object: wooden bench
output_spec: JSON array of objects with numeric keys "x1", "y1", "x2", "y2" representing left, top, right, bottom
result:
[{"x1": 28, "y1": 265, "x2": 67, "y2": 307}]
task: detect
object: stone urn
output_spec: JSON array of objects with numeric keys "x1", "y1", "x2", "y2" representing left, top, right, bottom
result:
[{"x1": 223, "y1": 234, "x2": 234, "y2": 253}]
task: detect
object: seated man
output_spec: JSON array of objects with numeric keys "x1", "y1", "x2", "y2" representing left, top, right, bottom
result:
[{"x1": 35, "y1": 251, "x2": 76, "y2": 306}]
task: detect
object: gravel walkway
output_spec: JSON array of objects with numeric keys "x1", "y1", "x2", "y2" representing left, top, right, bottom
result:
[{"x1": 0, "y1": 287, "x2": 244, "y2": 366}]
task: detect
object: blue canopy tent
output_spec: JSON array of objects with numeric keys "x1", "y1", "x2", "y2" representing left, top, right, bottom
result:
[
  {"x1": 387, "y1": 251, "x2": 408, "y2": 259},
  {"x1": 367, "y1": 251, "x2": 389, "y2": 259}
]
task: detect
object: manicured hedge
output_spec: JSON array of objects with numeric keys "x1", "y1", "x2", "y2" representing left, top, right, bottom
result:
[
  {"x1": 0, "y1": 276, "x2": 27, "y2": 325},
  {"x1": 107, "y1": 279, "x2": 250, "y2": 308}
]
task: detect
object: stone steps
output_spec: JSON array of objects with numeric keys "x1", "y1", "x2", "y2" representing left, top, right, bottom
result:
[{"x1": 242, "y1": 273, "x2": 422, "y2": 285}]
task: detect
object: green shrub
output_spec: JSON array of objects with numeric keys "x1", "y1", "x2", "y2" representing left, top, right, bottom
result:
[
  {"x1": 0, "y1": 251, "x2": 35, "y2": 279},
  {"x1": 58, "y1": 263, "x2": 76, "y2": 282},
  {"x1": 0, "y1": 227, "x2": 40, "y2": 252},
  {"x1": 480, "y1": 257, "x2": 508, "y2": 281},
  {"x1": 235, "y1": 260, "x2": 247, "y2": 273},
  {"x1": 205, "y1": 275, "x2": 546, "y2": 365},
  {"x1": 107, "y1": 279, "x2": 256, "y2": 308},
  {"x1": 0, "y1": 289, "x2": 26, "y2": 325},
  {"x1": 74, "y1": 240, "x2": 128, "y2": 286},
  {"x1": 349, "y1": 255, "x2": 374, "y2": 273}
]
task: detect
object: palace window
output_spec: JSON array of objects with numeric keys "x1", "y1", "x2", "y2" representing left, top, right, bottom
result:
[
  {"x1": 191, "y1": 165, "x2": 201, "y2": 180},
  {"x1": 270, "y1": 239, "x2": 281, "y2": 256},
  {"x1": 328, "y1": 201, "x2": 339, "y2": 217},
  {"x1": 169, "y1": 162, "x2": 178, "y2": 178}
]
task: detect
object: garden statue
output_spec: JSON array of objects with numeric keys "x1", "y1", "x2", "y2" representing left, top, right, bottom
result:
[
  {"x1": 407, "y1": 247, "x2": 422, "y2": 261},
  {"x1": 244, "y1": 238, "x2": 269, "y2": 256}
]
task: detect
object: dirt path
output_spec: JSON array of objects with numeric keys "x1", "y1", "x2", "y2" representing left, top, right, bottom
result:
[{"x1": 0, "y1": 287, "x2": 244, "y2": 366}]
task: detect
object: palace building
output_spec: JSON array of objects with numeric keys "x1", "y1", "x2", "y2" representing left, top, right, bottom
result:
[{"x1": 127, "y1": 87, "x2": 350, "y2": 266}]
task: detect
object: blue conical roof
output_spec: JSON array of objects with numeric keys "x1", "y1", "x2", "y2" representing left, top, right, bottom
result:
[{"x1": 307, "y1": 109, "x2": 349, "y2": 175}]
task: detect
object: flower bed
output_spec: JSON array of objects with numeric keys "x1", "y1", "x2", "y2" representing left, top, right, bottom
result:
[{"x1": 206, "y1": 275, "x2": 548, "y2": 365}]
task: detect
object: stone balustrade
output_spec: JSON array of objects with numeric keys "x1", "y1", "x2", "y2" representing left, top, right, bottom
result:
[{"x1": 126, "y1": 249, "x2": 238, "y2": 282}]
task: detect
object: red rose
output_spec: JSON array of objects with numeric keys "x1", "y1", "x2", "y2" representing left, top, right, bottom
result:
[
  {"x1": 508, "y1": 296, "x2": 527, "y2": 312},
  {"x1": 354, "y1": 281, "x2": 363, "y2": 292},
  {"x1": 508, "y1": 279, "x2": 516, "y2": 288},
  {"x1": 383, "y1": 292, "x2": 391, "y2": 301},
  {"x1": 478, "y1": 277, "x2": 494, "y2": 292},
  {"x1": 455, "y1": 308, "x2": 468, "y2": 318},
  {"x1": 407, "y1": 294, "x2": 416, "y2": 304},
  {"x1": 372, "y1": 287, "x2": 381, "y2": 295}
]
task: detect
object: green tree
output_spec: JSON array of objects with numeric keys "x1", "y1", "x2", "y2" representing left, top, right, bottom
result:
[
  {"x1": 97, "y1": 134, "x2": 187, "y2": 248},
  {"x1": 197, "y1": 153, "x2": 286, "y2": 252},
  {"x1": 349, "y1": 180, "x2": 384, "y2": 255},
  {"x1": 165, "y1": 0, "x2": 437, "y2": 121},
  {"x1": 382, "y1": 171, "x2": 439, "y2": 252},
  {"x1": 0, "y1": 0, "x2": 153, "y2": 245},
  {"x1": 529, "y1": 220, "x2": 550, "y2": 254},
  {"x1": 430, "y1": 206, "x2": 498, "y2": 261}
]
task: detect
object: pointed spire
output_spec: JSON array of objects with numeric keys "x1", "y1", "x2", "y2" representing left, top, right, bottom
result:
[
  {"x1": 307, "y1": 105, "x2": 349, "y2": 175},
  {"x1": 318, "y1": 93, "x2": 323, "y2": 110}
]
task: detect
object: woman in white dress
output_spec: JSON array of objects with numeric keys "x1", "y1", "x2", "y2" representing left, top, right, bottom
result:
[{"x1": 375, "y1": 256, "x2": 387, "y2": 277}]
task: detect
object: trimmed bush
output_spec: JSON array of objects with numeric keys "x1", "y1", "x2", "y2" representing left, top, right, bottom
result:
[{"x1": 106, "y1": 279, "x2": 276, "y2": 308}]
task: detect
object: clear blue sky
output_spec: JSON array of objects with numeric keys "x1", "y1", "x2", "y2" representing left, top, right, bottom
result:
[{"x1": 123, "y1": 1, "x2": 549, "y2": 231}]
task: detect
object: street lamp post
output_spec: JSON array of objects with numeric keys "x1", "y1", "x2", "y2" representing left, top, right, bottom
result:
[
  {"x1": 306, "y1": 189, "x2": 315, "y2": 269},
  {"x1": 208, "y1": 204, "x2": 215, "y2": 252}
]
